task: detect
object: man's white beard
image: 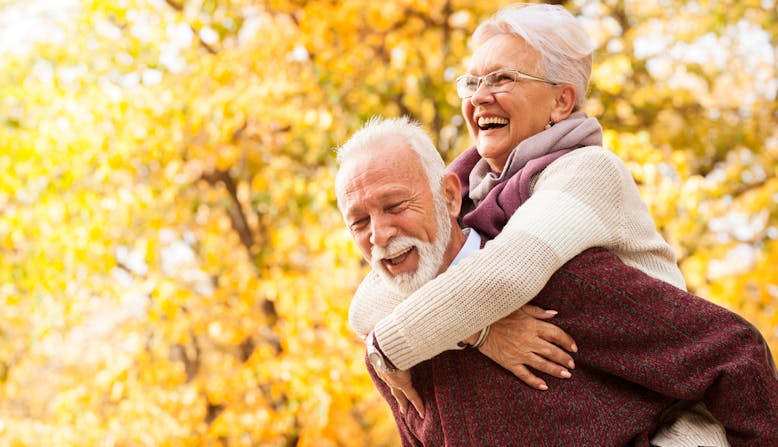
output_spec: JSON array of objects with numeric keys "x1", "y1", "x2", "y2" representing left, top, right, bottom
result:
[{"x1": 370, "y1": 195, "x2": 452, "y2": 295}]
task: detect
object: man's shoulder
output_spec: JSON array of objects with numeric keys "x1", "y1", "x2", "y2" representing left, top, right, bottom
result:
[{"x1": 552, "y1": 247, "x2": 683, "y2": 295}]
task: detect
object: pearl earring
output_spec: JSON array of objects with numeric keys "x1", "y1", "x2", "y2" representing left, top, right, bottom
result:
[{"x1": 544, "y1": 120, "x2": 554, "y2": 130}]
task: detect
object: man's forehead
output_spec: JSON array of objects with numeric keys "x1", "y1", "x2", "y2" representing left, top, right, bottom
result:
[
  {"x1": 341, "y1": 173, "x2": 416, "y2": 209},
  {"x1": 336, "y1": 140, "x2": 427, "y2": 206}
]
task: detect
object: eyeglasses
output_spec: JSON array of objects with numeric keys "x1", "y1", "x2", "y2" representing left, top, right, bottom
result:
[{"x1": 455, "y1": 68, "x2": 559, "y2": 99}]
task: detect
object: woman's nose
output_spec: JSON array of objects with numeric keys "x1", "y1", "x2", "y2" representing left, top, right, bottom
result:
[{"x1": 470, "y1": 81, "x2": 494, "y2": 106}]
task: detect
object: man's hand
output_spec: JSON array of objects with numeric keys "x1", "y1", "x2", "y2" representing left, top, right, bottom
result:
[
  {"x1": 375, "y1": 369, "x2": 425, "y2": 418},
  {"x1": 477, "y1": 304, "x2": 577, "y2": 391}
]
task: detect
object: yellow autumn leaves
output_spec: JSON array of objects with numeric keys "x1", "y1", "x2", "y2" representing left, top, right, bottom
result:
[{"x1": 0, "y1": 0, "x2": 776, "y2": 446}]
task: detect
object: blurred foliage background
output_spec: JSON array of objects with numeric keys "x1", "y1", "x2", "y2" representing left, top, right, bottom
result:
[{"x1": 0, "y1": 0, "x2": 776, "y2": 445}]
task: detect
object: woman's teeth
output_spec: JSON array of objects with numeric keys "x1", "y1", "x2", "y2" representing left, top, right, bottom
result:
[{"x1": 478, "y1": 116, "x2": 508, "y2": 129}]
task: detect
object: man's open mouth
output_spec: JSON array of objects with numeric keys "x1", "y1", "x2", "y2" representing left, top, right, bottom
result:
[
  {"x1": 478, "y1": 116, "x2": 508, "y2": 130},
  {"x1": 383, "y1": 246, "x2": 415, "y2": 267}
]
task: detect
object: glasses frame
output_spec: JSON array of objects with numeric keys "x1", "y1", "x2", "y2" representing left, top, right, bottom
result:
[{"x1": 455, "y1": 68, "x2": 559, "y2": 99}]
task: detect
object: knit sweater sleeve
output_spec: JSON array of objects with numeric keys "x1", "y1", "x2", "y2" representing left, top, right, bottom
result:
[
  {"x1": 348, "y1": 270, "x2": 407, "y2": 340},
  {"x1": 371, "y1": 146, "x2": 682, "y2": 370}
]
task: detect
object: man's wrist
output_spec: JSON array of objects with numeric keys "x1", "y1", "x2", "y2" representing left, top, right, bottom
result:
[{"x1": 366, "y1": 331, "x2": 398, "y2": 372}]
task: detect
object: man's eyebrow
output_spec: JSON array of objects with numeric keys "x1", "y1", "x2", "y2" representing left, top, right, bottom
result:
[
  {"x1": 344, "y1": 207, "x2": 365, "y2": 221},
  {"x1": 344, "y1": 190, "x2": 410, "y2": 218}
]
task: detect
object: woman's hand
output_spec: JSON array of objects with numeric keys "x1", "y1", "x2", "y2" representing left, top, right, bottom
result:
[{"x1": 477, "y1": 304, "x2": 578, "y2": 390}]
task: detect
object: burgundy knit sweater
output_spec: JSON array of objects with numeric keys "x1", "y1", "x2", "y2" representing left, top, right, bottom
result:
[{"x1": 368, "y1": 248, "x2": 778, "y2": 446}]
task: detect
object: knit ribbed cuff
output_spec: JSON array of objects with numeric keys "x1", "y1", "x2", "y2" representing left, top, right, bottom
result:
[{"x1": 373, "y1": 315, "x2": 461, "y2": 370}]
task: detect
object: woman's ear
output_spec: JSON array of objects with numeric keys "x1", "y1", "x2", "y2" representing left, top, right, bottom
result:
[
  {"x1": 441, "y1": 172, "x2": 462, "y2": 218},
  {"x1": 550, "y1": 84, "x2": 577, "y2": 122}
]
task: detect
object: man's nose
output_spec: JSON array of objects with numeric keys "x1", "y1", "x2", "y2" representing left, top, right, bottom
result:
[{"x1": 369, "y1": 215, "x2": 397, "y2": 247}]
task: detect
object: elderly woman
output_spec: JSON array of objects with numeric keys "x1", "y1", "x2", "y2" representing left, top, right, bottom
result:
[
  {"x1": 354, "y1": 3, "x2": 682, "y2": 373},
  {"x1": 346, "y1": 3, "x2": 774, "y2": 446}
]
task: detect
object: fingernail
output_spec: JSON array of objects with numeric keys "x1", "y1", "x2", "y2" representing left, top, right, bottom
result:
[
  {"x1": 568, "y1": 360, "x2": 575, "y2": 369},
  {"x1": 539, "y1": 383, "x2": 548, "y2": 390},
  {"x1": 571, "y1": 343, "x2": 578, "y2": 353},
  {"x1": 546, "y1": 310, "x2": 558, "y2": 316},
  {"x1": 561, "y1": 369, "x2": 571, "y2": 378}
]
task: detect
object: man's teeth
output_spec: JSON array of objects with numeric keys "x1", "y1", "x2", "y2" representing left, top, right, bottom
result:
[
  {"x1": 478, "y1": 116, "x2": 509, "y2": 127},
  {"x1": 387, "y1": 247, "x2": 413, "y2": 265}
]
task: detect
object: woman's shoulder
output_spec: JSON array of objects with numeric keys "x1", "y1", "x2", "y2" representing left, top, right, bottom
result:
[
  {"x1": 557, "y1": 145, "x2": 623, "y2": 164},
  {"x1": 532, "y1": 145, "x2": 635, "y2": 194},
  {"x1": 548, "y1": 146, "x2": 631, "y2": 179}
]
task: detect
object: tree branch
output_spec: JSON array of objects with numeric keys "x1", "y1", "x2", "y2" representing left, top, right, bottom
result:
[{"x1": 201, "y1": 169, "x2": 256, "y2": 253}]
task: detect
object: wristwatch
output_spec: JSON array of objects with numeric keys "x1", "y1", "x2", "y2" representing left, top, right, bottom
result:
[{"x1": 366, "y1": 331, "x2": 397, "y2": 372}]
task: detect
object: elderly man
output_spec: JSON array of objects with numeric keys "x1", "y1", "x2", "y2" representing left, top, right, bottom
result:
[{"x1": 335, "y1": 116, "x2": 778, "y2": 446}]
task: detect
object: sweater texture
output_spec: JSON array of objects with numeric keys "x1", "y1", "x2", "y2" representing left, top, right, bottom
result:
[{"x1": 366, "y1": 248, "x2": 778, "y2": 446}]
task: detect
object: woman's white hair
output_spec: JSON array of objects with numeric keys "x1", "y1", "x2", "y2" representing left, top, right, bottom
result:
[
  {"x1": 472, "y1": 3, "x2": 594, "y2": 109},
  {"x1": 335, "y1": 116, "x2": 446, "y2": 208}
]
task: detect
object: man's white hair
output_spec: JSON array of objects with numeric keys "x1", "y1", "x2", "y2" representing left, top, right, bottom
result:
[
  {"x1": 335, "y1": 116, "x2": 447, "y2": 211},
  {"x1": 472, "y1": 3, "x2": 594, "y2": 109}
]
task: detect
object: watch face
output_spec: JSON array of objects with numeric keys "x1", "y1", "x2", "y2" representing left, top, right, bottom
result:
[{"x1": 369, "y1": 351, "x2": 384, "y2": 370}]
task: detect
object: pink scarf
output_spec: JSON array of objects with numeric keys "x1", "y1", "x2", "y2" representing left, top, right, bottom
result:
[{"x1": 448, "y1": 111, "x2": 603, "y2": 239}]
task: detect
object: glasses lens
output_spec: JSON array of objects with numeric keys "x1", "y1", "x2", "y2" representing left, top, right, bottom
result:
[
  {"x1": 457, "y1": 70, "x2": 523, "y2": 98},
  {"x1": 486, "y1": 71, "x2": 517, "y2": 93},
  {"x1": 457, "y1": 76, "x2": 479, "y2": 98}
]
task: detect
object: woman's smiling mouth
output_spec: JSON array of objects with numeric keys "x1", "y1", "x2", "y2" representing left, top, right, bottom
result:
[{"x1": 478, "y1": 116, "x2": 509, "y2": 130}]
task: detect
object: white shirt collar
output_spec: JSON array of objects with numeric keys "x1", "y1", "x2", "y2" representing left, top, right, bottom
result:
[{"x1": 451, "y1": 228, "x2": 481, "y2": 268}]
